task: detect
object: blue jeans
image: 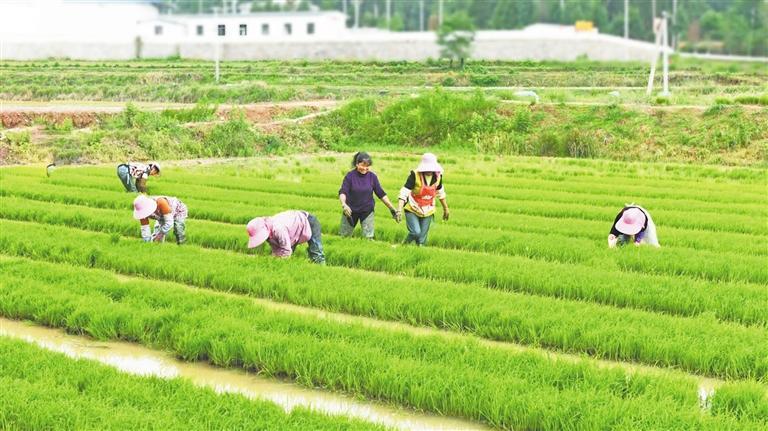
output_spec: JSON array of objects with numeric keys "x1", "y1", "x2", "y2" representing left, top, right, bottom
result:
[
  {"x1": 117, "y1": 164, "x2": 137, "y2": 192},
  {"x1": 306, "y1": 214, "x2": 325, "y2": 264},
  {"x1": 404, "y1": 212, "x2": 433, "y2": 246}
]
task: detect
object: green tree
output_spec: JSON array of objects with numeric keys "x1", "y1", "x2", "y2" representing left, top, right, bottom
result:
[
  {"x1": 490, "y1": 0, "x2": 516, "y2": 29},
  {"x1": 437, "y1": 12, "x2": 476, "y2": 68}
]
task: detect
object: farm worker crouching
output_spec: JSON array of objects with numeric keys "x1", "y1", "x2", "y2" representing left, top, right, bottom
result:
[
  {"x1": 397, "y1": 153, "x2": 450, "y2": 246},
  {"x1": 338, "y1": 151, "x2": 400, "y2": 239},
  {"x1": 608, "y1": 205, "x2": 660, "y2": 248},
  {"x1": 117, "y1": 162, "x2": 160, "y2": 193},
  {"x1": 132, "y1": 195, "x2": 187, "y2": 244},
  {"x1": 246, "y1": 210, "x2": 326, "y2": 264}
]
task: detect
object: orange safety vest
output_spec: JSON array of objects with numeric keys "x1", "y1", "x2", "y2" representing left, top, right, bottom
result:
[{"x1": 405, "y1": 172, "x2": 441, "y2": 217}]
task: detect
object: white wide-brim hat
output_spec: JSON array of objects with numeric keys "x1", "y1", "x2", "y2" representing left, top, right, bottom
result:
[
  {"x1": 415, "y1": 153, "x2": 443, "y2": 173},
  {"x1": 133, "y1": 195, "x2": 157, "y2": 220}
]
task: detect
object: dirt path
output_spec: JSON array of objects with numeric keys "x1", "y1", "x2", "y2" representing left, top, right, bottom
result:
[
  {"x1": 0, "y1": 100, "x2": 340, "y2": 129},
  {"x1": 0, "y1": 99, "x2": 339, "y2": 113}
]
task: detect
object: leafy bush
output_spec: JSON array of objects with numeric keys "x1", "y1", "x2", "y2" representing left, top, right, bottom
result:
[
  {"x1": 203, "y1": 116, "x2": 260, "y2": 157},
  {"x1": 469, "y1": 74, "x2": 500, "y2": 86},
  {"x1": 161, "y1": 103, "x2": 218, "y2": 123}
]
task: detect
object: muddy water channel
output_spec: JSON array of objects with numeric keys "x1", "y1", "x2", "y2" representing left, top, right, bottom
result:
[{"x1": 0, "y1": 317, "x2": 489, "y2": 431}]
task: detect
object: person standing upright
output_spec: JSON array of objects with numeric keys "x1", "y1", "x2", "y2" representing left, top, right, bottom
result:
[
  {"x1": 397, "y1": 153, "x2": 450, "y2": 246},
  {"x1": 338, "y1": 152, "x2": 400, "y2": 239}
]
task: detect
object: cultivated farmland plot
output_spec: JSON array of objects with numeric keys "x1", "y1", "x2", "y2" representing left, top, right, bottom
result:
[{"x1": 0, "y1": 153, "x2": 766, "y2": 430}]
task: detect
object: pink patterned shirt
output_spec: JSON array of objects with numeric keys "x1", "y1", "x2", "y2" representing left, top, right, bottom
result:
[{"x1": 265, "y1": 211, "x2": 312, "y2": 258}]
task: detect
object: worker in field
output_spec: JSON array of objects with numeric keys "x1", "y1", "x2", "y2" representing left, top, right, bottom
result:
[
  {"x1": 117, "y1": 162, "x2": 160, "y2": 193},
  {"x1": 338, "y1": 152, "x2": 400, "y2": 239},
  {"x1": 608, "y1": 205, "x2": 660, "y2": 248},
  {"x1": 132, "y1": 194, "x2": 187, "y2": 244},
  {"x1": 246, "y1": 210, "x2": 325, "y2": 264},
  {"x1": 396, "y1": 153, "x2": 450, "y2": 246}
]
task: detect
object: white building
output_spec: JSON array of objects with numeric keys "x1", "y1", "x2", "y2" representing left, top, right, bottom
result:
[
  {"x1": 138, "y1": 11, "x2": 348, "y2": 41},
  {"x1": 0, "y1": 1, "x2": 673, "y2": 62}
]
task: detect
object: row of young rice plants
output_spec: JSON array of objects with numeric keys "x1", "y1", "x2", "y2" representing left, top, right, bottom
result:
[
  {"x1": 1, "y1": 256, "x2": 766, "y2": 430},
  {"x1": 2, "y1": 195, "x2": 766, "y2": 328},
  {"x1": 96, "y1": 164, "x2": 768, "y2": 255},
  {"x1": 157, "y1": 173, "x2": 767, "y2": 255},
  {"x1": 149, "y1": 168, "x2": 768, "y2": 229},
  {"x1": 41, "y1": 165, "x2": 761, "y2": 219},
  {"x1": 7, "y1": 165, "x2": 765, "y2": 257},
  {"x1": 487, "y1": 157, "x2": 768, "y2": 183},
  {"x1": 6, "y1": 172, "x2": 766, "y2": 286},
  {"x1": 1, "y1": 219, "x2": 767, "y2": 381},
  {"x1": 4, "y1": 176, "x2": 767, "y2": 310},
  {"x1": 0, "y1": 336, "x2": 382, "y2": 430},
  {"x1": 4, "y1": 177, "x2": 765, "y2": 323}
]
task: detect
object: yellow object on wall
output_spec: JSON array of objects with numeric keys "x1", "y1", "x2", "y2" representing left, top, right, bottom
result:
[{"x1": 575, "y1": 21, "x2": 594, "y2": 32}]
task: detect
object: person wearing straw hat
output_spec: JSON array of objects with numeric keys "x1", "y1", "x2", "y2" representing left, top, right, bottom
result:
[
  {"x1": 338, "y1": 152, "x2": 400, "y2": 240},
  {"x1": 246, "y1": 210, "x2": 325, "y2": 264},
  {"x1": 132, "y1": 194, "x2": 187, "y2": 244},
  {"x1": 608, "y1": 205, "x2": 660, "y2": 248},
  {"x1": 118, "y1": 162, "x2": 160, "y2": 193},
  {"x1": 396, "y1": 153, "x2": 450, "y2": 246}
]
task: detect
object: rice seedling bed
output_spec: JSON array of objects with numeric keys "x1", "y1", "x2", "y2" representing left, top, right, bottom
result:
[
  {"x1": 1, "y1": 153, "x2": 765, "y2": 428},
  {"x1": 0, "y1": 334, "x2": 383, "y2": 430},
  {"x1": 1, "y1": 256, "x2": 766, "y2": 430}
]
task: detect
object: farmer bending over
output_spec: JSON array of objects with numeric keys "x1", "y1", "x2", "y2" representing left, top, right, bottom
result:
[
  {"x1": 133, "y1": 195, "x2": 187, "y2": 244},
  {"x1": 117, "y1": 162, "x2": 160, "y2": 193},
  {"x1": 608, "y1": 205, "x2": 659, "y2": 248},
  {"x1": 247, "y1": 210, "x2": 325, "y2": 264}
]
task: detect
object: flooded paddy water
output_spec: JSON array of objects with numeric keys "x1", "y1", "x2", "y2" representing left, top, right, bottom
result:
[{"x1": 0, "y1": 317, "x2": 490, "y2": 431}]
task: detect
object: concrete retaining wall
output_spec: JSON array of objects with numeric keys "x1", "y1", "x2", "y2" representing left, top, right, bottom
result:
[{"x1": 1, "y1": 31, "x2": 663, "y2": 62}]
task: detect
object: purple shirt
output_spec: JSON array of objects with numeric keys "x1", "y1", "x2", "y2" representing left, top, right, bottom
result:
[
  {"x1": 265, "y1": 210, "x2": 312, "y2": 258},
  {"x1": 338, "y1": 170, "x2": 387, "y2": 214}
]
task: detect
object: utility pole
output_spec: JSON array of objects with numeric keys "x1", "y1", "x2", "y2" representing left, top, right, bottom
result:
[
  {"x1": 198, "y1": 0, "x2": 202, "y2": 14},
  {"x1": 419, "y1": 0, "x2": 424, "y2": 32},
  {"x1": 652, "y1": 0, "x2": 656, "y2": 20},
  {"x1": 353, "y1": 0, "x2": 360, "y2": 28},
  {"x1": 672, "y1": 0, "x2": 678, "y2": 49},
  {"x1": 438, "y1": 0, "x2": 443, "y2": 26},
  {"x1": 661, "y1": 11, "x2": 669, "y2": 96},
  {"x1": 213, "y1": 7, "x2": 221, "y2": 83},
  {"x1": 647, "y1": 12, "x2": 670, "y2": 97},
  {"x1": 342, "y1": 0, "x2": 347, "y2": 22},
  {"x1": 386, "y1": 0, "x2": 391, "y2": 29},
  {"x1": 624, "y1": 0, "x2": 629, "y2": 39}
]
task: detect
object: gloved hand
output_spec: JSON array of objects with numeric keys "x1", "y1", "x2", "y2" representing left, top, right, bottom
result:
[
  {"x1": 390, "y1": 208, "x2": 402, "y2": 223},
  {"x1": 342, "y1": 204, "x2": 352, "y2": 217},
  {"x1": 607, "y1": 234, "x2": 618, "y2": 248},
  {"x1": 140, "y1": 225, "x2": 152, "y2": 242},
  {"x1": 442, "y1": 209, "x2": 450, "y2": 221}
]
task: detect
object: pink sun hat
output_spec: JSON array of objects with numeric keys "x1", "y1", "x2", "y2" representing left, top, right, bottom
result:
[
  {"x1": 415, "y1": 153, "x2": 443, "y2": 173},
  {"x1": 246, "y1": 217, "x2": 271, "y2": 249},
  {"x1": 132, "y1": 195, "x2": 157, "y2": 220},
  {"x1": 614, "y1": 207, "x2": 647, "y2": 235}
]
